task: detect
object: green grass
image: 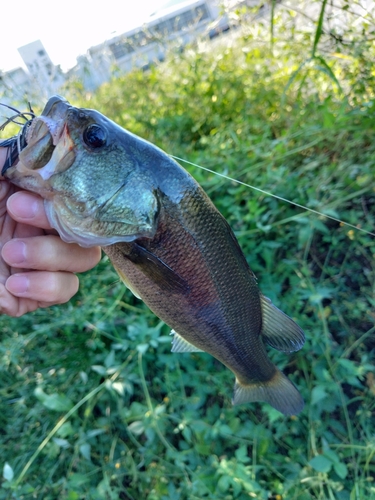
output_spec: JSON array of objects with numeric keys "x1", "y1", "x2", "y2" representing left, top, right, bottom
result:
[{"x1": 1, "y1": 3, "x2": 375, "y2": 499}]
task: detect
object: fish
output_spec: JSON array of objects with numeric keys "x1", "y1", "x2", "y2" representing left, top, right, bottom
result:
[{"x1": 1, "y1": 95, "x2": 305, "y2": 415}]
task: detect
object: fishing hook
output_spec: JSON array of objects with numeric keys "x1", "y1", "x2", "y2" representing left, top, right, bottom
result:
[{"x1": 0, "y1": 102, "x2": 36, "y2": 175}]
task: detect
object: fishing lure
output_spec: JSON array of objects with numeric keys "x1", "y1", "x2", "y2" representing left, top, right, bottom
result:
[{"x1": 0, "y1": 102, "x2": 35, "y2": 174}]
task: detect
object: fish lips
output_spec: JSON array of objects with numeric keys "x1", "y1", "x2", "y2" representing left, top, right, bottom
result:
[
  {"x1": 41, "y1": 95, "x2": 71, "y2": 119},
  {"x1": 3, "y1": 96, "x2": 160, "y2": 247},
  {"x1": 3, "y1": 96, "x2": 75, "y2": 190}
]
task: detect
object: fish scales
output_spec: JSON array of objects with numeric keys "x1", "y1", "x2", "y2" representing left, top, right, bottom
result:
[
  {"x1": 2, "y1": 95, "x2": 306, "y2": 415},
  {"x1": 104, "y1": 187, "x2": 275, "y2": 386}
]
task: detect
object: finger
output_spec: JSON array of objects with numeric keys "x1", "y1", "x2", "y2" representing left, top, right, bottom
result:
[
  {"x1": 6, "y1": 191, "x2": 52, "y2": 229},
  {"x1": 2, "y1": 236, "x2": 102, "y2": 273},
  {"x1": 0, "y1": 284, "x2": 45, "y2": 317},
  {"x1": 5, "y1": 271, "x2": 79, "y2": 304},
  {"x1": 0, "y1": 179, "x2": 14, "y2": 207},
  {"x1": 0, "y1": 284, "x2": 21, "y2": 316}
]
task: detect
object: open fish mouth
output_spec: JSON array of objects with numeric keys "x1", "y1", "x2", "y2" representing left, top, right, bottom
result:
[
  {"x1": 1, "y1": 95, "x2": 73, "y2": 181},
  {"x1": 1, "y1": 95, "x2": 160, "y2": 247},
  {"x1": 1, "y1": 95, "x2": 306, "y2": 414}
]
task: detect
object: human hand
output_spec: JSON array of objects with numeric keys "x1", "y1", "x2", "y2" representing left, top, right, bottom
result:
[{"x1": 0, "y1": 183, "x2": 101, "y2": 317}]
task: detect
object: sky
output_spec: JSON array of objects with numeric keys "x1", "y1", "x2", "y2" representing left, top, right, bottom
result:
[{"x1": 0, "y1": 0, "x2": 173, "y2": 73}]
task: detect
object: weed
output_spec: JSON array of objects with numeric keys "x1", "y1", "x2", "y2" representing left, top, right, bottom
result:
[{"x1": 1, "y1": 2, "x2": 375, "y2": 499}]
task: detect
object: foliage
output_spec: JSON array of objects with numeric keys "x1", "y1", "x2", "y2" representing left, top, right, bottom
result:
[{"x1": 1, "y1": 1, "x2": 375, "y2": 499}]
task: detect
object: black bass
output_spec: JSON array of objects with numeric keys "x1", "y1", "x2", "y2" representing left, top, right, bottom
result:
[{"x1": 2, "y1": 95, "x2": 305, "y2": 415}]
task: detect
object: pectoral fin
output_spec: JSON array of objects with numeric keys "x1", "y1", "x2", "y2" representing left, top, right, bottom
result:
[
  {"x1": 170, "y1": 330, "x2": 204, "y2": 353},
  {"x1": 122, "y1": 243, "x2": 190, "y2": 295},
  {"x1": 260, "y1": 295, "x2": 305, "y2": 353},
  {"x1": 113, "y1": 264, "x2": 141, "y2": 299}
]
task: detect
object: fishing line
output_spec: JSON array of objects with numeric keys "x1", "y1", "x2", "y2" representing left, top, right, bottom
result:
[
  {"x1": 0, "y1": 102, "x2": 35, "y2": 131},
  {"x1": 0, "y1": 102, "x2": 373, "y2": 238},
  {"x1": 170, "y1": 155, "x2": 375, "y2": 238}
]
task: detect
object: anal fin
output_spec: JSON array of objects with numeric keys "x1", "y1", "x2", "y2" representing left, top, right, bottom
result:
[
  {"x1": 170, "y1": 330, "x2": 204, "y2": 353},
  {"x1": 260, "y1": 294, "x2": 305, "y2": 353}
]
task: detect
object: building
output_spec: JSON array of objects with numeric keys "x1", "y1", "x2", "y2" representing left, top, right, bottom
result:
[
  {"x1": 1, "y1": 0, "x2": 258, "y2": 103},
  {"x1": 106, "y1": 0, "x2": 221, "y2": 70},
  {"x1": 77, "y1": 0, "x2": 228, "y2": 84},
  {"x1": 17, "y1": 40, "x2": 64, "y2": 98}
]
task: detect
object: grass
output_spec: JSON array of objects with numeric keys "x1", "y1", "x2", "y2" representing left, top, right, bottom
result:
[{"x1": 1, "y1": 2, "x2": 375, "y2": 499}]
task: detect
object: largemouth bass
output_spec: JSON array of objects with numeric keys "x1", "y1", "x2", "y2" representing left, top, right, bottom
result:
[{"x1": 2, "y1": 96, "x2": 305, "y2": 415}]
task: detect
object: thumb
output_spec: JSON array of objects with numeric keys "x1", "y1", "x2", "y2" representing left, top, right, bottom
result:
[
  {"x1": 0, "y1": 179, "x2": 14, "y2": 206},
  {"x1": 6, "y1": 191, "x2": 52, "y2": 230}
]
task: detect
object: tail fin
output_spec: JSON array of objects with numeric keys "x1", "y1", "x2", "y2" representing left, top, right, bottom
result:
[{"x1": 232, "y1": 370, "x2": 304, "y2": 416}]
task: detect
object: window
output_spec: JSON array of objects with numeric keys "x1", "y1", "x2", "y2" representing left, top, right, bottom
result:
[
  {"x1": 108, "y1": 3, "x2": 210, "y2": 60},
  {"x1": 109, "y1": 41, "x2": 135, "y2": 60},
  {"x1": 153, "y1": 4, "x2": 209, "y2": 36}
]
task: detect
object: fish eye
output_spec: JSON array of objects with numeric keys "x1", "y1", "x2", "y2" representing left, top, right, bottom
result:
[{"x1": 83, "y1": 124, "x2": 107, "y2": 149}]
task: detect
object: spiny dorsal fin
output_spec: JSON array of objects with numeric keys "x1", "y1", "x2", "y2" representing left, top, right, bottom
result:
[
  {"x1": 170, "y1": 330, "x2": 204, "y2": 353},
  {"x1": 260, "y1": 295, "x2": 305, "y2": 353}
]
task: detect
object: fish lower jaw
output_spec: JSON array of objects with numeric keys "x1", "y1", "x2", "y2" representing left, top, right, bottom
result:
[{"x1": 5, "y1": 168, "x2": 54, "y2": 198}]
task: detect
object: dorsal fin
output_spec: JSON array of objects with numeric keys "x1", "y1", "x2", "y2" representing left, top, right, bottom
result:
[{"x1": 260, "y1": 295, "x2": 305, "y2": 353}]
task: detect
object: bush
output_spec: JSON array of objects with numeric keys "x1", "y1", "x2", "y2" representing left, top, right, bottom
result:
[{"x1": 1, "y1": 2, "x2": 374, "y2": 499}]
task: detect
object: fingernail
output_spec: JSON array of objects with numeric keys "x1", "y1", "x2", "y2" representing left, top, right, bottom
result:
[
  {"x1": 6, "y1": 275, "x2": 29, "y2": 294},
  {"x1": 8, "y1": 193, "x2": 38, "y2": 219},
  {"x1": 4, "y1": 240, "x2": 26, "y2": 264}
]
